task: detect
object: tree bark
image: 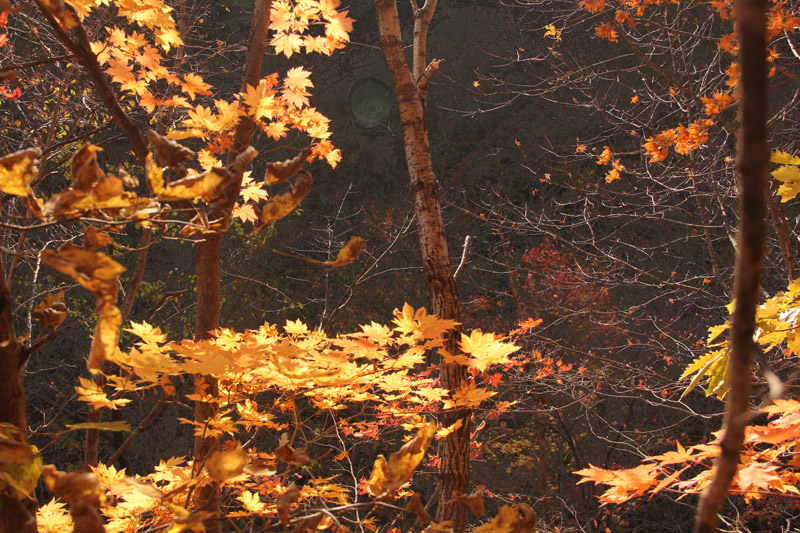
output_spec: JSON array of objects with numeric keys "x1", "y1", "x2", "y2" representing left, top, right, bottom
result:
[
  {"x1": 694, "y1": 0, "x2": 769, "y2": 531},
  {"x1": 0, "y1": 253, "x2": 37, "y2": 533},
  {"x1": 372, "y1": 2, "x2": 470, "y2": 531},
  {"x1": 191, "y1": 1, "x2": 271, "y2": 527}
]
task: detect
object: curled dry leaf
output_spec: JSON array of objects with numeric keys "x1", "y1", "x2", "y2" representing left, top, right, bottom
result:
[
  {"x1": 276, "y1": 483, "x2": 301, "y2": 524},
  {"x1": 275, "y1": 433, "x2": 311, "y2": 465},
  {"x1": 84, "y1": 227, "x2": 113, "y2": 251},
  {"x1": 228, "y1": 146, "x2": 259, "y2": 179},
  {"x1": 41, "y1": 244, "x2": 124, "y2": 371},
  {"x1": 146, "y1": 154, "x2": 228, "y2": 202},
  {"x1": 474, "y1": 504, "x2": 536, "y2": 533},
  {"x1": 367, "y1": 421, "x2": 437, "y2": 498},
  {"x1": 265, "y1": 146, "x2": 311, "y2": 184},
  {"x1": 71, "y1": 143, "x2": 105, "y2": 192},
  {"x1": 124, "y1": 477, "x2": 165, "y2": 499},
  {"x1": 405, "y1": 492, "x2": 431, "y2": 524},
  {"x1": 256, "y1": 171, "x2": 312, "y2": 230},
  {"x1": 450, "y1": 485, "x2": 485, "y2": 518},
  {"x1": 323, "y1": 237, "x2": 363, "y2": 267},
  {"x1": 32, "y1": 290, "x2": 67, "y2": 330},
  {"x1": 205, "y1": 444, "x2": 247, "y2": 483},
  {"x1": 0, "y1": 147, "x2": 41, "y2": 196},
  {"x1": 42, "y1": 465, "x2": 106, "y2": 507},
  {"x1": 147, "y1": 130, "x2": 195, "y2": 170}
]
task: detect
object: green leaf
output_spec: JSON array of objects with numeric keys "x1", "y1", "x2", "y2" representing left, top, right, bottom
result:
[{"x1": 66, "y1": 421, "x2": 131, "y2": 432}]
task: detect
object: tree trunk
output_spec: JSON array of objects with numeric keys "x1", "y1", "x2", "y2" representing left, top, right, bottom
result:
[
  {"x1": 694, "y1": 0, "x2": 769, "y2": 531},
  {"x1": 372, "y1": 1, "x2": 470, "y2": 531},
  {"x1": 0, "y1": 253, "x2": 37, "y2": 533},
  {"x1": 191, "y1": 1, "x2": 271, "y2": 527}
]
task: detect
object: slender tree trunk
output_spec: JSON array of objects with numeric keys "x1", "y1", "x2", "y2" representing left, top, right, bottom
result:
[
  {"x1": 192, "y1": 1, "x2": 271, "y2": 526},
  {"x1": 372, "y1": 1, "x2": 470, "y2": 530},
  {"x1": 0, "y1": 253, "x2": 37, "y2": 533},
  {"x1": 694, "y1": 0, "x2": 769, "y2": 531}
]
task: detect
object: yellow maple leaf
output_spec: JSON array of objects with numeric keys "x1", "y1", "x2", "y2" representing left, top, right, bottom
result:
[{"x1": 442, "y1": 381, "x2": 496, "y2": 409}]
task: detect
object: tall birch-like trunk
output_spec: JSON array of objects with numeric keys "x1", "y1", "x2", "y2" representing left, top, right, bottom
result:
[
  {"x1": 192, "y1": 0, "x2": 271, "y2": 527},
  {"x1": 372, "y1": 1, "x2": 470, "y2": 531},
  {"x1": 694, "y1": 0, "x2": 769, "y2": 531}
]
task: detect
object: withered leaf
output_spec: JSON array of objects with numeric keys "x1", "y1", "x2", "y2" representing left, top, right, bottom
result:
[
  {"x1": 450, "y1": 485, "x2": 485, "y2": 518},
  {"x1": 275, "y1": 433, "x2": 311, "y2": 466},
  {"x1": 405, "y1": 492, "x2": 431, "y2": 524},
  {"x1": 276, "y1": 483, "x2": 301, "y2": 525},
  {"x1": 0, "y1": 147, "x2": 41, "y2": 197},
  {"x1": 265, "y1": 146, "x2": 311, "y2": 184},
  {"x1": 474, "y1": 504, "x2": 536, "y2": 533},
  {"x1": 147, "y1": 154, "x2": 228, "y2": 202},
  {"x1": 84, "y1": 227, "x2": 113, "y2": 251},
  {"x1": 41, "y1": 243, "x2": 125, "y2": 300},
  {"x1": 66, "y1": 421, "x2": 131, "y2": 433},
  {"x1": 70, "y1": 500, "x2": 106, "y2": 533},
  {"x1": 0, "y1": 70, "x2": 17, "y2": 83},
  {"x1": 205, "y1": 444, "x2": 247, "y2": 482},
  {"x1": 32, "y1": 290, "x2": 67, "y2": 330},
  {"x1": 257, "y1": 171, "x2": 312, "y2": 229},
  {"x1": 71, "y1": 143, "x2": 105, "y2": 192},
  {"x1": 229, "y1": 146, "x2": 258, "y2": 179},
  {"x1": 324, "y1": 237, "x2": 363, "y2": 267},
  {"x1": 42, "y1": 465, "x2": 106, "y2": 507},
  {"x1": 147, "y1": 130, "x2": 195, "y2": 170},
  {"x1": 88, "y1": 301, "x2": 122, "y2": 372},
  {"x1": 367, "y1": 421, "x2": 436, "y2": 498}
]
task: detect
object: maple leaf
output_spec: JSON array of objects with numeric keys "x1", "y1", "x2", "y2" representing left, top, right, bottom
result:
[
  {"x1": 594, "y1": 23, "x2": 618, "y2": 42},
  {"x1": 271, "y1": 32, "x2": 304, "y2": 58},
  {"x1": 543, "y1": 24, "x2": 561, "y2": 40},
  {"x1": 596, "y1": 146, "x2": 612, "y2": 165},
  {"x1": 737, "y1": 462, "x2": 782, "y2": 492},
  {"x1": 457, "y1": 330, "x2": 519, "y2": 372},
  {"x1": 581, "y1": 0, "x2": 606, "y2": 14},
  {"x1": 442, "y1": 381, "x2": 496, "y2": 409},
  {"x1": 325, "y1": 10, "x2": 353, "y2": 42},
  {"x1": 647, "y1": 442, "x2": 697, "y2": 465}
]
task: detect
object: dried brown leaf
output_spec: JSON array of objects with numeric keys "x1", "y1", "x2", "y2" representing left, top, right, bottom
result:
[
  {"x1": 276, "y1": 483, "x2": 301, "y2": 524},
  {"x1": 0, "y1": 147, "x2": 41, "y2": 196},
  {"x1": 147, "y1": 130, "x2": 195, "y2": 170},
  {"x1": 71, "y1": 143, "x2": 105, "y2": 192},
  {"x1": 323, "y1": 237, "x2": 363, "y2": 267},
  {"x1": 405, "y1": 492, "x2": 431, "y2": 524},
  {"x1": 84, "y1": 227, "x2": 113, "y2": 252},
  {"x1": 292, "y1": 512, "x2": 324, "y2": 533},
  {"x1": 32, "y1": 290, "x2": 67, "y2": 330},
  {"x1": 450, "y1": 485, "x2": 485, "y2": 518},
  {"x1": 367, "y1": 421, "x2": 436, "y2": 498},
  {"x1": 257, "y1": 171, "x2": 312, "y2": 229},
  {"x1": 265, "y1": 147, "x2": 311, "y2": 184},
  {"x1": 0, "y1": 434, "x2": 34, "y2": 464},
  {"x1": 474, "y1": 504, "x2": 536, "y2": 533},
  {"x1": 275, "y1": 433, "x2": 311, "y2": 465}
]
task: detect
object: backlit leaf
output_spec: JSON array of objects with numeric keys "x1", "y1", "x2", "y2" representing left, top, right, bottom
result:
[
  {"x1": 205, "y1": 444, "x2": 247, "y2": 482},
  {"x1": 367, "y1": 421, "x2": 436, "y2": 498}
]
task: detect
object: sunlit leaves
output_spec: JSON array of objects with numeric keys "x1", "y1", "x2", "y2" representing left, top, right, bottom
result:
[
  {"x1": 474, "y1": 504, "x2": 536, "y2": 533},
  {"x1": 771, "y1": 150, "x2": 800, "y2": 202}
]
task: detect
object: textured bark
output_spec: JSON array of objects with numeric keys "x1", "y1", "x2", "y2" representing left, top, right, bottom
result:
[
  {"x1": 0, "y1": 255, "x2": 37, "y2": 533},
  {"x1": 694, "y1": 0, "x2": 769, "y2": 531},
  {"x1": 192, "y1": 1, "x2": 271, "y2": 527},
  {"x1": 372, "y1": 1, "x2": 469, "y2": 531}
]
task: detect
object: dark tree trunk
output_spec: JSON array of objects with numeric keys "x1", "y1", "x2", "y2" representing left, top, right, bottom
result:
[{"x1": 694, "y1": 0, "x2": 769, "y2": 531}]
